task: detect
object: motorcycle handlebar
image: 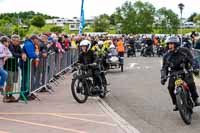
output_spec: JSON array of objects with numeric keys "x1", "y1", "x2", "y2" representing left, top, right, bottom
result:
[{"x1": 166, "y1": 69, "x2": 193, "y2": 78}]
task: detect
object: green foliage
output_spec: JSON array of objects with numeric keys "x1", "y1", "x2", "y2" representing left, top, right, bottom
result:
[
  {"x1": 31, "y1": 15, "x2": 45, "y2": 28},
  {"x1": 194, "y1": 14, "x2": 200, "y2": 23},
  {"x1": 156, "y1": 7, "x2": 180, "y2": 34},
  {"x1": 114, "y1": 1, "x2": 155, "y2": 34},
  {"x1": 50, "y1": 26, "x2": 64, "y2": 33},
  {"x1": 92, "y1": 14, "x2": 110, "y2": 32},
  {"x1": 13, "y1": 26, "x2": 27, "y2": 37},
  {"x1": 188, "y1": 13, "x2": 197, "y2": 22}
]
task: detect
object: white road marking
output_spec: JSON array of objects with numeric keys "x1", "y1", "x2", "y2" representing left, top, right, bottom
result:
[
  {"x1": 98, "y1": 98, "x2": 141, "y2": 133},
  {"x1": 126, "y1": 62, "x2": 151, "y2": 70},
  {"x1": 129, "y1": 63, "x2": 138, "y2": 68}
]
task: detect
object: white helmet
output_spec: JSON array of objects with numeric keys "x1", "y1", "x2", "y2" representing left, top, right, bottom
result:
[
  {"x1": 80, "y1": 40, "x2": 91, "y2": 50},
  {"x1": 98, "y1": 41, "x2": 104, "y2": 46},
  {"x1": 109, "y1": 44, "x2": 115, "y2": 49}
]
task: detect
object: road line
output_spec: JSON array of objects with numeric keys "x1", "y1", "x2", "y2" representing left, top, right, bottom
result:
[
  {"x1": 0, "y1": 112, "x2": 106, "y2": 117},
  {"x1": 129, "y1": 63, "x2": 138, "y2": 68},
  {"x1": 49, "y1": 114, "x2": 117, "y2": 127},
  {"x1": 98, "y1": 98, "x2": 141, "y2": 133},
  {"x1": 0, "y1": 116, "x2": 87, "y2": 133},
  {"x1": 0, "y1": 130, "x2": 10, "y2": 133}
]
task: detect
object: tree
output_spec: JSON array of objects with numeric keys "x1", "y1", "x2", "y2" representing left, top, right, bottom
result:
[
  {"x1": 156, "y1": 7, "x2": 180, "y2": 33},
  {"x1": 92, "y1": 14, "x2": 110, "y2": 32},
  {"x1": 133, "y1": 1, "x2": 155, "y2": 33},
  {"x1": 31, "y1": 15, "x2": 45, "y2": 28},
  {"x1": 194, "y1": 14, "x2": 200, "y2": 23},
  {"x1": 115, "y1": 1, "x2": 155, "y2": 34},
  {"x1": 188, "y1": 12, "x2": 197, "y2": 22},
  {"x1": 50, "y1": 26, "x2": 64, "y2": 33}
]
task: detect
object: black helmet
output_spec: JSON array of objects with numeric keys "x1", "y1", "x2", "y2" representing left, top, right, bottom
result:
[{"x1": 166, "y1": 36, "x2": 180, "y2": 47}]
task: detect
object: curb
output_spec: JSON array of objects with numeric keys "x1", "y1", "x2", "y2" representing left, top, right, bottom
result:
[{"x1": 98, "y1": 98, "x2": 141, "y2": 133}]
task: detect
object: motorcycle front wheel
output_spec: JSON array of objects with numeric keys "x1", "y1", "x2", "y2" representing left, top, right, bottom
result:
[
  {"x1": 176, "y1": 88, "x2": 192, "y2": 125},
  {"x1": 71, "y1": 79, "x2": 88, "y2": 103}
]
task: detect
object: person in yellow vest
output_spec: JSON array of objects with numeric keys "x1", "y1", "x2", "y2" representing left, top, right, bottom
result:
[
  {"x1": 92, "y1": 41, "x2": 106, "y2": 57},
  {"x1": 71, "y1": 37, "x2": 77, "y2": 48}
]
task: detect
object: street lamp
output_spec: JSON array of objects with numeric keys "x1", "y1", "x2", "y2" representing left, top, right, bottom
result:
[{"x1": 178, "y1": 3, "x2": 184, "y2": 46}]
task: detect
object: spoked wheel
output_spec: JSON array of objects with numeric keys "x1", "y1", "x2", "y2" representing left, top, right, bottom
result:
[
  {"x1": 71, "y1": 79, "x2": 88, "y2": 103},
  {"x1": 176, "y1": 90, "x2": 192, "y2": 125}
]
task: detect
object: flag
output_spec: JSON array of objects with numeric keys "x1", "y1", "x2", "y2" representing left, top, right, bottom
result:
[{"x1": 79, "y1": 0, "x2": 85, "y2": 34}]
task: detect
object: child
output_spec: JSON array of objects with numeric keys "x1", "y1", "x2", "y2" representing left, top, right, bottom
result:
[{"x1": 0, "y1": 36, "x2": 12, "y2": 93}]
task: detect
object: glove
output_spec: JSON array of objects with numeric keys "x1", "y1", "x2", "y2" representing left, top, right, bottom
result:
[{"x1": 161, "y1": 78, "x2": 167, "y2": 85}]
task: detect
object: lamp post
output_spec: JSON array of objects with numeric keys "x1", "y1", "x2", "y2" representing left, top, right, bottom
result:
[{"x1": 178, "y1": 3, "x2": 184, "y2": 46}]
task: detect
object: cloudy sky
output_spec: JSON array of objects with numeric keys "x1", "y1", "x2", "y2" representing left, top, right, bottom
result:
[{"x1": 0, "y1": 0, "x2": 199, "y2": 19}]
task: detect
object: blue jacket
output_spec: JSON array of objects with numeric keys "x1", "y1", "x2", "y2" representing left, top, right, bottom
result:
[{"x1": 23, "y1": 39, "x2": 39, "y2": 59}]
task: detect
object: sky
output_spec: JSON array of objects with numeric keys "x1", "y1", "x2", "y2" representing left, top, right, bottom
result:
[{"x1": 0, "y1": 0, "x2": 200, "y2": 19}]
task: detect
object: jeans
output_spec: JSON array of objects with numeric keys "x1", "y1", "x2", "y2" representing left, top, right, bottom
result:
[
  {"x1": 0, "y1": 68, "x2": 8, "y2": 88},
  {"x1": 118, "y1": 52, "x2": 124, "y2": 64}
]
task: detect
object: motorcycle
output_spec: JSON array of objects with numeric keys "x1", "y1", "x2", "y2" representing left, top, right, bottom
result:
[
  {"x1": 141, "y1": 44, "x2": 154, "y2": 57},
  {"x1": 156, "y1": 45, "x2": 165, "y2": 57},
  {"x1": 167, "y1": 68, "x2": 195, "y2": 125},
  {"x1": 106, "y1": 53, "x2": 124, "y2": 72},
  {"x1": 126, "y1": 44, "x2": 136, "y2": 57},
  {"x1": 71, "y1": 63, "x2": 108, "y2": 103}
]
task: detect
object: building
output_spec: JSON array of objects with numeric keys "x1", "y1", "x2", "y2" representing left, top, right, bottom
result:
[
  {"x1": 183, "y1": 21, "x2": 195, "y2": 28},
  {"x1": 45, "y1": 17, "x2": 94, "y2": 31}
]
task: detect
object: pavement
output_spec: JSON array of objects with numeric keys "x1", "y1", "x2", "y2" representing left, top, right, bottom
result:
[
  {"x1": 0, "y1": 73, "x2": 131, "y2": 133},
  {"x1": 2, "y1": 54, "x2": 200, "y2": 133},
  {"x1": 104, "y1": 55, "x2": 200, "y2": 133}
]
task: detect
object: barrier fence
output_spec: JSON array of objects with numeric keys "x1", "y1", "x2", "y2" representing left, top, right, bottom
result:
[{"x1": 2, "y1": 48, "x2": 78, "y2": 103}]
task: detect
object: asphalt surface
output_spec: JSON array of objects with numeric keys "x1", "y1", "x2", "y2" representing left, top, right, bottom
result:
[
  {"x1": 0, "y1": 74, "x2": 125, "y2": 133},
  {"x1": 104, "y1": 54, "x2": 200, "y2": 133}
]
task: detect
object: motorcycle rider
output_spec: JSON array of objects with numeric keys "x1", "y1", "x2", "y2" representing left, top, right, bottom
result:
[
  {"x1": 128, "y1": 36, "x2": 136, "y2": 56},
  {"x1": 78, "y1": 40, "x2": 105, "y2": 93},
  {"x1": 92, "y1": 40, "x2": 108, "y2": 69},
  {"x1": 92, "y1": 41, "x2": 106, "y2": 57},
  {"x1": 160, "y1": 36, "x2": 200, "y2": 111}
]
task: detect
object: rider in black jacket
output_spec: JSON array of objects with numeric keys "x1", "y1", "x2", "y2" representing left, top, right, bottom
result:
[
  {"x1": 78, "y1": 40, "x2": 103, "y2": 93},
  {"x1": 161, "y1": 36, "x2": 200, "y2": 111}
]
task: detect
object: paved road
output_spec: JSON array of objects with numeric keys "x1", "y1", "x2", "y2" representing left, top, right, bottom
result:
[
  {"x1": 0, "y1": 74, "x2": 125, "y2": 133},
  {"x1": 104, "y1": 55, "x2": 200, "y2": 133}
]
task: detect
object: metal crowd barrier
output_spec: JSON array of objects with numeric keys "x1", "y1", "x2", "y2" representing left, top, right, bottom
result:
[
  {"x1": 3, "y1": 58, "x2": 31, "y2": 103},
  {"x1": 2, "y1": 48, "x2": 78, "y2": 103},
  {"x1": 30, "y1": 48, "x2": 78, "y2": 93}
]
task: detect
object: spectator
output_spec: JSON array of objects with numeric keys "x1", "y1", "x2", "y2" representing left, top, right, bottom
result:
[
  {"x1": 0, "y1": 36, "x2": 12, "y2": 96},
  {"x1": 64, "y1": 35, "x2": 70, "y2": 50},
  {"x1": 20, "y1": 34, "x2": 40, "y2": 100},
  {"x1": 4, "y1": 34, "x2": 26, "y2": 102},
  {"x1": 38, "y1": 34, "x2": 48, "y2": 91}
]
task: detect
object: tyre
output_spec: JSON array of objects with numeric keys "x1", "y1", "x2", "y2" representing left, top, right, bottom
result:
[
  {"x1": 99, "y1": 75, "x2": 107, "y2": 99},
  {"x1": 99, "y1": 85, "x2": 107, "y2": 99},
  {"x1": 71, "y1": 79, "x2": 88, "y2": 103},
  {"x1": 176, "y1": 89, "x2": 192, "y2": 125}
]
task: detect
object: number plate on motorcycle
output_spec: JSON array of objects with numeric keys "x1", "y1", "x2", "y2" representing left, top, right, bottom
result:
[{"x1": 175, "y1": 79, "x2": 183, "y2": 86}]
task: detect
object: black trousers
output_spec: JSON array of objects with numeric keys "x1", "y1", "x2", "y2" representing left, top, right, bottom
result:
[{"x1": 168, "y1": 73, "x2": 199, "y2": 105}]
